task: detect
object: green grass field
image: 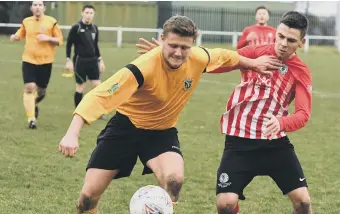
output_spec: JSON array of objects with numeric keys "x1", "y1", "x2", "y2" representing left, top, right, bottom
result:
[{"x1": 0, "y1": 36, "x2": 340, "y2": 214}]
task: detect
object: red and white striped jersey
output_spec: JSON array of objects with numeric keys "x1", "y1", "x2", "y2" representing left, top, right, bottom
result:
[{"x1": 219, "y1": 44, "x2": 312, "y2": 139}]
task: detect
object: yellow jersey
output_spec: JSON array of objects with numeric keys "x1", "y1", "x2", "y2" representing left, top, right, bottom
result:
[
  {"x1": 75, "y1": 46, "x2": 240, "y2": 130},
  {"x1": 15, "y1": 15, "x2": 63, "y2": 65}
]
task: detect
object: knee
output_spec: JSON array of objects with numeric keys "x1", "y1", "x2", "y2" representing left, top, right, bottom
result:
[
  {"x1": 91, "y1": 80, "x2": 101, "y2": 88},
  {"x1": 292, "y1": 195, "x2": 311, "y2": 213},
  {"x1": 77, "y1": 191, "x2": 100, "y2": 212},
  {"x1": 76, "y1": 84, "x2": 85, "y2": 93},
  {"x1": 164, "y1": 173, "x2": 184, "y2": 202},
  {"x1": 216, "y1": 193, "x2": 238, "y2": 214},
  {"x1": 37, "y1": 88, "x2": 46, "y2": 97},
  {"x1": 24, "y1": 83, "x2": 36, "y2": 93}
]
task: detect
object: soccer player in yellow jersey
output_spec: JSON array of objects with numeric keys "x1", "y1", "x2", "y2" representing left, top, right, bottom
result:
[
  {"x1": 58, "y1": 15, "x2": 282, "y2": 213},
  {"x1": 10, "y1": 1, "x2": 63, "y2": 129}
]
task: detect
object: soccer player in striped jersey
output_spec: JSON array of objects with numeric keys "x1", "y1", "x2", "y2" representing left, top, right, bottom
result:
[
  {"x1": 215, "y1": 11, "x2": 312, "y2": 214},
  {"x1": 137, "y1": 11, "x2": 312, "y2": 214},
  {"x1": 58, "y1": 15, "x2": 282, "y2": 214},
  {"x1": 237, "y1": 6, "x2": 276, "y2": 49}
]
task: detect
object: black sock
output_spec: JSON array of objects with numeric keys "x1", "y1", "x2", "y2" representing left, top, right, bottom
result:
[
  {"x1": 74, "y1": 92, "x2": 83, "y2": 108},
  {"x1": 35, "y1": 94, "x2": 45, "y2": 104}
]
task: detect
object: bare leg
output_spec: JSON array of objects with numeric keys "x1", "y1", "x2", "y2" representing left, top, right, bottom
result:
[{"x1": 77, "y1": 168, "x2": 119, "y2": 213}]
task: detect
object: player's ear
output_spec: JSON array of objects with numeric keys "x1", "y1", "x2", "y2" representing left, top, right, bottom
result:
[
  {"x1": 299, "y1": 38, "x2": 306, "y2": 48},
  {"x1": 161, "y1": 34, "x2": 165, "y2": 42},
  {"x1": 194, "y1": 31, "x2": 201, "y2": 43}
]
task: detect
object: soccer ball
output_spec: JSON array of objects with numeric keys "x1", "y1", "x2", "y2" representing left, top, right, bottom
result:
[{"x1": 129, "y1": 185, "x2": 173, "y2": 214}]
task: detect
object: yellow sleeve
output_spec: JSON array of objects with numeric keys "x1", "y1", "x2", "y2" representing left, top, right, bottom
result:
[
  {"x1": 74, "y1": 67, "x2": 139, "y2": 124},
  {"x1": 15, "y1": 22, "x2": 26, "y2": 40},
  {"x1": 205, "y1": 48, "x2": 240, "y2": 73},
  {"x1": 52, "y1": 23, "x2": 63, "y2": 46}
]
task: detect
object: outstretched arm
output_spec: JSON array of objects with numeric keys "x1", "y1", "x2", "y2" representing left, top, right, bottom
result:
[
  {"x1": 136, "y1": 38, "x2": 282, "y2": 76},
  {"x1": 59, "y1": 67, "x2": 140, "y2": 157},
  {"x1": 75, "y1": 67, "x2": 139, "y2": 124},
  {"x1": 204, "y1": 48, "x2": 283, "y2": 77},
  {"x1": 208, "y1": 55, "x2": 282, "y2": 77}
]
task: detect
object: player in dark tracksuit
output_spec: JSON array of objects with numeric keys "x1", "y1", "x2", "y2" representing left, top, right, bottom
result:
[{"x1": 65, "y1": 5, "x2": 106, "y2": 120}]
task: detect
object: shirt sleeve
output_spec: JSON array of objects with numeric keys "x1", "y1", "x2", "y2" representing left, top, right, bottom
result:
[
  {"x1": 206, "y1": 45, "x2": 255, "y2": 73},
  {"x1": 204, "y1": 48, "x2": 240, "y2": 73},
  {"x1": 237, "y1": 45, "x2": 257, "y2": 59},
  {"x1": 66, "y1": 25, "x2": 78, "y2": 58},
  {"x1": 94, "y1": 26, "x2": 101, "y2": 58},
  {"x1": 278, "y1": 72, "x2": 312, "y2": 132},
  {"x1": 74, "y1": 67, "x2": 139, "y2": 124},
  {"x1": 52, "y1": 22, "x2": 63, "y2": 46},
  {"x1": 15, "y1": 22, "x2": 26, "y2": 40},
  {"x1": 237, "y1": 28, "x2": 249, "y2": 49}
]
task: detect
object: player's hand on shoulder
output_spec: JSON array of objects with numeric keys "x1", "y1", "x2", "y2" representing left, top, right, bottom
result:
[
  {"x1": 59, "y1": 133, "x2": 79, "y2": 157},
  {"x1": 253, "y1": 55, "x2": 283, "y2": 77},
  {"x1": 37, "y1": 33, "x2": 51, "y2": 42},
  {"x1": 65, "y1": 59, "x2": 74, "y2": 72},
  {"x1": 136, "y1": 37, "x2": 160, "y2": 54}
]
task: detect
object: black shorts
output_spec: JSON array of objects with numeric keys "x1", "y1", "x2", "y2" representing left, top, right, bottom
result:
[
  {"x1": 216, "y1": 136, "x2": 308, "y2": 200},
  {"x1": 73, "y1": 56, "x2": 100, "y2": 84},
  {"x1": 22, "y1": 61, "x2": 52, "y2": 88},
  {"x1": 86, "y1": 112, "x2": 183, "y2": 179}
]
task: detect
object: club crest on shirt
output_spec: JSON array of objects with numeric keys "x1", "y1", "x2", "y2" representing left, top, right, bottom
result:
[
  {"x1": 278, "y1": 64, "x2": 288, "y2": 75},
  {"x1": 91, "y1": 32, "x2": 96, "y2": 40},
  {"x1": 183, "y1": 78, "x2": 193, "y2": 91},
  {"x1": 108, "y1": 83, "x2": 119, "y2": 94}
]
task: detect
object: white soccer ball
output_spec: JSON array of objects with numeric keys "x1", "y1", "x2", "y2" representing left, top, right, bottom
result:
[{"x1": 129, "y1": 185, "x2": 173, "y2": 214}]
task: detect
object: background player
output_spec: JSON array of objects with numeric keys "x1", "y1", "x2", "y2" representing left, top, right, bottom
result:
[
  {"x1": 237, "y1": 6, "x2": 276, "y2": 49},
  {"x1": 9, "y1": 1, "x2": 63, "y2": 129}
]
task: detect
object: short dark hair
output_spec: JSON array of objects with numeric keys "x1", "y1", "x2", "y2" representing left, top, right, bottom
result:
[
  {"x1": 82, "y1": 5, "x2": 95, "y2": 12},
  {"x1": 255, "y1": 6, "x2": 270, "y2": 15},
  {"x1": 279, "y1": 11, "x2": 309, "y2": 39},
  {"x1": 163, "y1": 15, "x2": 199, "y2": 40}
]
